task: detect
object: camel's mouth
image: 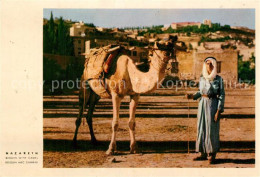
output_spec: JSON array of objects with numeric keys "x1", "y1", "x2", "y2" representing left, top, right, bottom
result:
[{"x1": 162, "y1": 51, "x2": 172, "y2": 61}]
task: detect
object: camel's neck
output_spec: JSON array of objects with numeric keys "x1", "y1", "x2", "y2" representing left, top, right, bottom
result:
[{"x1": 127, "y1": 55, "x2": 167, "y2": 94}]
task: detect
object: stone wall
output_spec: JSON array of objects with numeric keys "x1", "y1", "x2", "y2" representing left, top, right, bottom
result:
[
  {"x1": 203, "y1": 42, "x2": 225, "y2": 50},
  {"x1": 175, "y1": 50, "x2": 194, "y2": 80},
  {"x1": 175, "y1": 50, "x2": 238, "y2": 83}
]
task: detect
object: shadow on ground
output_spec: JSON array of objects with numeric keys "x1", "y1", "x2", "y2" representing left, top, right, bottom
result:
[
  {"x1": 214, "y1": 158, "x2": 255, "y2": 164},
  {"x1": 44, "y1": 139, "x2": 255, "y2": 152}
]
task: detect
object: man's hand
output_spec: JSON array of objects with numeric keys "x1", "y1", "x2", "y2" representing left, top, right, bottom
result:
[
  {"x1": 186, "y1": 94, "x2": 194, "y2": 100},
  {"x1": 214, "y1": 110, "x2": 221, "y2": 122}
]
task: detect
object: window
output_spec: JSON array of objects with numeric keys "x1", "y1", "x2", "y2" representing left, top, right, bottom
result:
[
  {"x1": 78, "y1": 47, "x2": 81, "y2": 51},
  {"x1": 78, "y1": 40, "x2": 81, "y2": 44},
  {"x1": 217, "y1": 61, "x2": 221, "y2": 73},
  {"x1": 133, "y1": 51, "x2": 137, "y2": 56},
  {"x1": 78, "y1": 51, "x2": 81, "y2": 55}
]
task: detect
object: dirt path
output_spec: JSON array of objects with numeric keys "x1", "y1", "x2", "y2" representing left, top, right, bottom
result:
[{"x1": 43, "y1": 88, "x2": 255, "y2": 168}]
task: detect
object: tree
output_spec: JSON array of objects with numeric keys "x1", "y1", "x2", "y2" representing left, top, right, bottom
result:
[
  {"x1": 164, "y1": 26, "x2": 176, "y2": 33},
  {"x1": 238, "y1": 54, "x2": 255, "y2": 84},
  {"x1": 188, "y1": 43, "x2": 193, "y2": 50},
  {"x1": 222, "y1": 25, "x2": 231, "y2": 30},
  {"x1": 84, "y1": 23, "x2": 95, "y2": 27},
  {"x1": 250, "y1": 52, "x2": 255, "y2": 63},
  {"x1": 43, "y1": 24, "x2": 50, "y2": 53},
  {"x1": 57, "y1": 17, "x2": 75, "y2": 55},
  {"x1": 48, "y1": 12, "x2": 56, "y2": 54},
  {"x1": 57, "y1": 17, "x2": 67, "y2": 55},
  {"x1": 192, "y1": 26, "x2": 200, "y2": 33},
  {"x1": 200, "y1": 24, "x2": 210, "y2": 33},
  {"x1": 43, "y1": 12, "x2": 74, "y2": 56},
  {"x1": 211, "y1": 23, "x2": 221, "y2": 32}
]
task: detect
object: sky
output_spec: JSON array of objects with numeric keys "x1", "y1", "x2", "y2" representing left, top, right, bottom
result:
[{"x1": 43, "y1": 9, "x2": 255, "y2": 29}]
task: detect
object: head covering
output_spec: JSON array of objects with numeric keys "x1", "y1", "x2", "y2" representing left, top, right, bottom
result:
[{"x1": 202, "y1": 57, "x2": 217, "y2": 81}]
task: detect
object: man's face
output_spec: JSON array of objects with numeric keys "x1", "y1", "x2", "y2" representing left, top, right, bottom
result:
[{"x1": 206, "y1": 60, "x2": 214, "y2": 74}]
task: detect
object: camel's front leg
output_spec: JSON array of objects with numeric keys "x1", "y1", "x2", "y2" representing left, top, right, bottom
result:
[
  {"x1": 106, "y1": 93, "x2": 122, "y2": 155},
  {"x1": 73, "y1": 86, "x2": 90, "y2": 148},
  {"x1": 129, "y1": 94, "x2": 139, "y2": 154}
]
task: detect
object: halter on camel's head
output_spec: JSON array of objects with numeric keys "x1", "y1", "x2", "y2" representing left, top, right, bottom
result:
[{"x1": 149, "y1": 41, "x2": 173, "y2": 64}]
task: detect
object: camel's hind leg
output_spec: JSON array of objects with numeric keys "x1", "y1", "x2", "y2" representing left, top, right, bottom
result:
[
  {"x1": 86, "y1": 90, "x2": 100, "y2": 144},
  {"x1": 72, "y1": 81, "x2": 91, "y2": 148},
  {"x1": 129, "y1": 94, "x2": 139, "y2": 154}
]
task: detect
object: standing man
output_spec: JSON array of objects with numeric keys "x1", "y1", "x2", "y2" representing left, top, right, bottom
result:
[{"x1": 186, "y1": 57, "x2": 225, "y2": 164}]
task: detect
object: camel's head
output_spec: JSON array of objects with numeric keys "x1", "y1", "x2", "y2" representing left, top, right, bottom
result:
[{"x1": 150, "y1": 42, "x2": 173, "y2": 63}]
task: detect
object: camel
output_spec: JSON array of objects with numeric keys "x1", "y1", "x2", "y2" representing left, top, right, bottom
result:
[{"x1": 72, "y1": 42, "x2": 173, "y2": 155}]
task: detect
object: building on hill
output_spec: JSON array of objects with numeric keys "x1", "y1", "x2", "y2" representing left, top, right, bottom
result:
[
  {"x1": 70, "y1": 22, "x2": 115, "y2": 56},
  {"x1": 128, "y1": 46, "x2": 149, "y2": 63},
  {"x1": 70, "y1": 21, "x2": 95, "y2": 37},
  {"x1": 96, "y1": 27, "x2": 109, "y2": 32},
  {"x1": 82, "y1": 39, "x2": 147, "y2": 63},
  {"x1": 203, "y1": 19, "x2": 212, "y2": 28},
  {"x1": 171, "y1": 22, "x2": 202, "y2": 29},
  {"x1": 161, "y1": 24, "x2": 171, "y2": 31},
  {"x1": 71, "y1": 37, "x2": 120, "y2": 57},
  {"x1": 164, "y1": 19, "x2": 212, "y2": 30},
  {"x1": 71, "y1": 36, "x2": 88, "y2": 56}
]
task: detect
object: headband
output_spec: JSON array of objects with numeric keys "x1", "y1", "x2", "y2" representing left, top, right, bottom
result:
[{"x1": 204, "y1": 57, "x2": 217, "y2": 62}]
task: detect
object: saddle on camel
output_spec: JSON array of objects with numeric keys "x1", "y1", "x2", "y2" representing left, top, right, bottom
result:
[
  {"x1": 83, "y1": 45, "x2": 122, "y2": 98},
  {"x1": 83, "y1": 44, "x2": 149, "y2": 98}
]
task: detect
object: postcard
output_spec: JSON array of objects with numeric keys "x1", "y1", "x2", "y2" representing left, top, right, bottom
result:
[{"x1": 0, "y1": 0, "x2": 259, "y2": 176}]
